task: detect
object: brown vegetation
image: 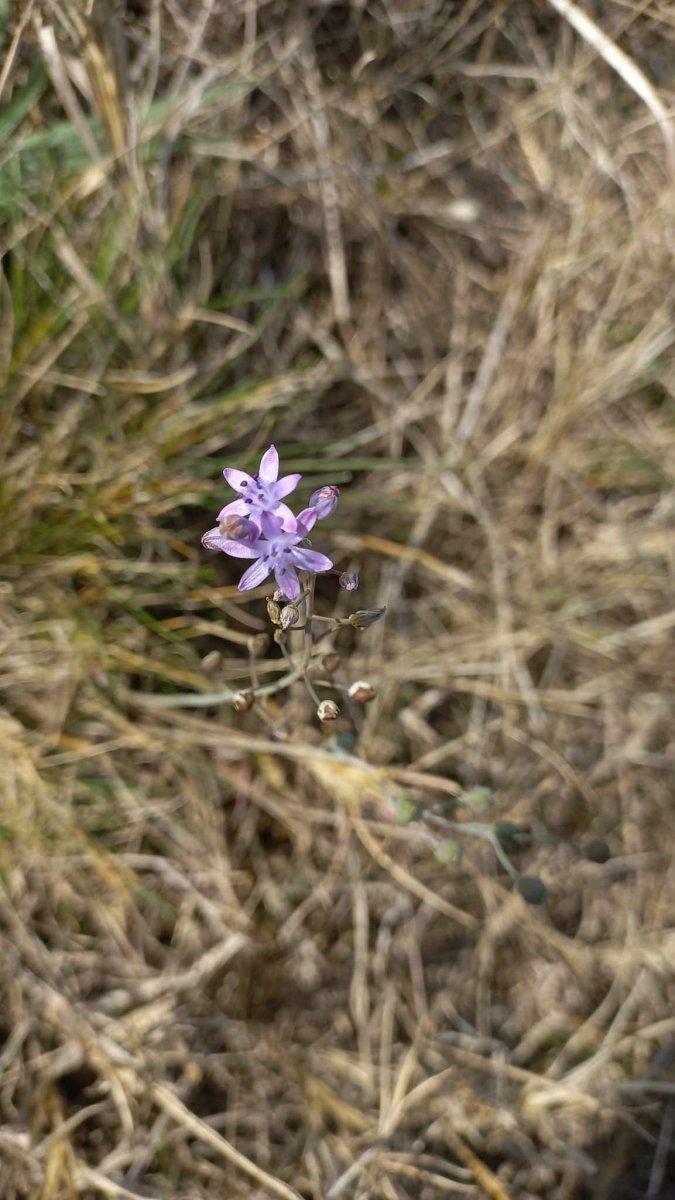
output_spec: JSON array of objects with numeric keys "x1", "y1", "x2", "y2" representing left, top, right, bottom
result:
[{"x1": 2, "y1": 2, "x2": 675, "y2": 1197}]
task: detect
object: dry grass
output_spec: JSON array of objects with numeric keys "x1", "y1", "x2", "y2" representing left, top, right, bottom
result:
[{"x1": 2, "y1": 2, "x2": 675, "y2": 1197}]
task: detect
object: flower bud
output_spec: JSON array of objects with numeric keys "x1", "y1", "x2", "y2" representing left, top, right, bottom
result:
[
  {"x1": 232, "y1": 691, "x2": 254, "y2": 712},
  {"x1": 266, "y1": 597, "x2": 282, "y2": 625},
  {"x1": 339, "y1": 571, "x2": 359, "y2": 592},
  {"x1": 348, "y1": 679, "x2": 376, "y2": 703},
  {"x1": 349, "y1": 607, "x2": 386, "y2": 630},
  {"x1": 280, "y1": 605, "x2": 299, "y2": 630},
  {"x1": 322, "y1": 653, "x2": 341, "y2": 673},
  {"x1": 309, "y1": 485, "x2": 340, "y2": 519},
  {"x1": 218, "y1": 515, "x2": 258, "y2": 541},
  {"x1": 317, "y1": 699, "x2": 340, "y2": 722}
]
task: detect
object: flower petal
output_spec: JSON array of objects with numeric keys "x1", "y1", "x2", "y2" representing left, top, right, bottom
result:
[
  {"x1": 272, "y1": 472, "x2": 302, "y2": 499},
  {"x1": 274, "y1": 563, "x2": 301, "y2": 601},
  {"x1": 238, "y1": 558, "x2": 272, "y2": 590},
  {"x1": 261, "y1": 511, "x2": 295, "y2": 539},
  {"x1": 223, "y1": 468, "x2": 256, "y2": 494},
  {"x1": 202, "y1": 529, "x2": 261, "y2": 557},
  {"x1": 258, "y1": 445, "x2": 279, "y2": 482},
  {"x1": 295, "y1": 507, "x2": 317, "y2": 535},
  {"x1": 291, "y1": 547, "x2": 333, "y2": 574},
  {"x1": 217, "y1": 498, "x2": 250, "y2": 522},
  {"x1": 271, "y1": 501, "x2": 298, "y2": 530}
]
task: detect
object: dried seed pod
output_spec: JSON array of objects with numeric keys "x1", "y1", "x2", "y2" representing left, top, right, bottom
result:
[
  {"x1": 317, "y1": 699, "x2": 340, "y2": 722},
  {"x1": 266, "y1": 597, "x2": 282, "y2": 625},
  {"x1": 232, "y1": 691, "x2": 254, "y2": 712},
  {"x1": 339, "y1": 571, "x2": 359, "y2": 592},
  {"x1": 322, "y1": 653, "x2": 341, "y2": 673},
  {"x1": 348, "y1": 679, "x2": 376, "y2": 703},
  {"x1": 349, "y1": 607, "x2": 386, "y2": 630},
  {"x1": 279, "y1": 605, "x2": 299, "y2": 630}
]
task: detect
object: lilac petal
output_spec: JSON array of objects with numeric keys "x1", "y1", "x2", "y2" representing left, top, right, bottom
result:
[
  {"x1": 261, "y1": 510, "x2": 295, "y2": 539},
  {"x1": 223, "y1": 468, "x2": 256, "y2": 494},
  {"x1": 238, "y1": 557, "x2": 273, "y2": 590},
  {"x1": 272, "y1": 472, "x2": 302, "y2": 499},
  {"x1": 295, "y1": 507, "x2": 317, "y2": 536},
  {"x1": 274, "y1": 563, "x2": 301, "y2": 601},
  {"x1": 202, "y1": 529, "x2": 261, "y2": 557},
  {"x1": 292, "y1": 548, "x2": 333, "y2": 574},
  {"x1": 258, "y1": 445, "x2": 279, "y2": 483},
  {"x1": 271, "y1": 501, "x2": 297, "y2": 530},
  {"x1": 217, "y1": 498, "x2": 250, "y2": 522}
]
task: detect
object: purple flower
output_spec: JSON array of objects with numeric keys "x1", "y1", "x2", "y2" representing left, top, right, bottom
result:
[
  {"x1": 218, "y1": 445, "x2": 301, "y2": 529},
  {"x1": 309, "y1": 484, "x2": 340, "y2": 519},
  {"x1": 203, "y1": 447, "x2": 335, "y2": 600},
  {"x1": 235, "y1": 511, "x2": 332, "y2": 601}
]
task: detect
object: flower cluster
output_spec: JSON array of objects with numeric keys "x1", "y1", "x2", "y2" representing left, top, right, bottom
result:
[{"x1": 202, "y1": 446, "x2": 338, "y2": 602}]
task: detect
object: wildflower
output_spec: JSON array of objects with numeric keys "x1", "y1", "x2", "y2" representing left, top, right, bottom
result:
[
  {"x1": 347, "y1": 679, "x2": 376, "y2": 703},
  {"x1": 309, "y1": 485, "x2": 340, "y2": 519},
  {"x1": 218, "y1": 445, "x2": 301, "y2": 528},
  {"x1": 234, "y1": 511, "x2": 332, "y2": 602},
  {"x1": 317, "y1": 699, "x2": 340, "y2": 721}
]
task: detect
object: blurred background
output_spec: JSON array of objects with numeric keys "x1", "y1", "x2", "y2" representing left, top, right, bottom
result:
[{"x1": 2, "y1": 2, "x2": 675, "y2": 1197}]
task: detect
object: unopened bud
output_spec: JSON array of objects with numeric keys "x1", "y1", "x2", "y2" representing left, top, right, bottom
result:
[
  {"x1": 266, "y1": 597, "x2": 282, "y2": 625},
  {"x1": 339, "y1": 571, "x2": 359, "y2": 592},
  {"x1": 280, "y1": 605, "x2": 299, "y2": 630},
  {"x1": 218, "y1": 515, "x2": 258, "y2": 541},
  {"x1": 317, "y1": 699, "x2": 340, "y2": 722},
  {"x1": 232, "y1": 691, "x2": 254, "y2": 712},
  {"x1": 516, "y1": 875, "x2": 548, "y2": 906},
  {"x1": 309, "y1": 485, "x2": 340, "y2": 519},
  {"x1": 349, "y1": 607, "x2": 386, "y2": 630},
  {"x1": 348, "y1": 679, "x2": 376, "y2": 703},
  {"x1": 322, "y1": 653, "x2": 341, "y2": 673}
]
